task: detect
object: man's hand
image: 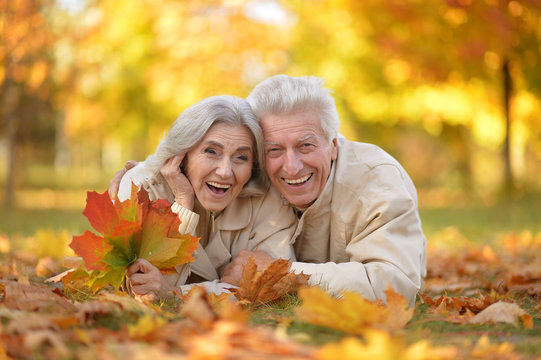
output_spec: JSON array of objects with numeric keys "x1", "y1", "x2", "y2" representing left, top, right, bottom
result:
[
  {"x1": 221, "y1": 250, "x2": 278, "y2": 286},
  {"x1": 160, "y1": 154, "x2": 195, "y2": 210},
  {"x1": 126, "y1": 258, "x2": 172, "y2": 302},
  {"x1": 108, "y1": 160, "x2": 138, "y2": 201}
]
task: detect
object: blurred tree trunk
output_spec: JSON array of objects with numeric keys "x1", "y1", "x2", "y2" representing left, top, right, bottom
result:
[{"x1": 502, "y1": 59, "x2": 512, "y2": 194}]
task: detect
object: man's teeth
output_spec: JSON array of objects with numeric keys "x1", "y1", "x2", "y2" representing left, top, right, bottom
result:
[
  {"x1": 284, "y1": 174, "x2": 311, "y2": 184},
  {"x1": 207, "y1": 182, "x2": 231, "y2": 189}
]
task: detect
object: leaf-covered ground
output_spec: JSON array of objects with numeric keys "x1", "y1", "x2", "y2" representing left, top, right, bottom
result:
[{"x1": 0, "y1": 228, "x2": 540, "y2": 359}]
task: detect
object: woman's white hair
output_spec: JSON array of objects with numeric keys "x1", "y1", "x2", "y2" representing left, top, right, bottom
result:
[
  {"x1": 246, "y1": 75, "x2": 340, "y2": 141},
  {"x1": 145, "y1": 95, "x2": 267, "y2": 197}
]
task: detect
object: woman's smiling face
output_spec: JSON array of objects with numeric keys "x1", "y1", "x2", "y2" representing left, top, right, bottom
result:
[{"x1": 183, "y1": 123, "x2": 255, "y2": 212}]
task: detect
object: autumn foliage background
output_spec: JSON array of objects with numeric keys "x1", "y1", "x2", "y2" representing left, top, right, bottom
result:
[{"x1": 1, "y1": 0, "x2": 541, "y2": 359}]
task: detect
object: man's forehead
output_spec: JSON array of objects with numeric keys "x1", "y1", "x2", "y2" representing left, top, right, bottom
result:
[{"x1": 264, "y1": 133, "x2": 319, "y2": 145}]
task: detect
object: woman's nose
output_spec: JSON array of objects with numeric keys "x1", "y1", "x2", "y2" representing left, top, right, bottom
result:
[{"x1": 215, "y1": 158, "x2": 233, "y2": 178}]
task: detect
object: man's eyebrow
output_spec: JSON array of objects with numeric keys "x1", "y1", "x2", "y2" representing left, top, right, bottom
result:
[
  {"x1": 265, "y1": 141, "x2": 280, "y2": 146},
  {"x1": 298, "y1": 135, "x2": 315, "y2": 142}
]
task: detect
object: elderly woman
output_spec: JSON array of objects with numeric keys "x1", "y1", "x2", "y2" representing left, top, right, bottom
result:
[{"x1": 117, "y1": 95, "x2": 296, "y2": 302}]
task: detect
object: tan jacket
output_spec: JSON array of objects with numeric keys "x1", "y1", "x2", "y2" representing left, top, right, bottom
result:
[
  {"x1": 118, "y1": 163, "x2": 297, "y2": 288},
  {"x1": 290, "y1": 138, "x2": 427, "y2": 305}
]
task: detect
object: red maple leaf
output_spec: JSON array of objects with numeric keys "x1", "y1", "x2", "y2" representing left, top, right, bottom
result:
[{"x1": 69, "y1": 184, "x2": 199, "y2": 291}]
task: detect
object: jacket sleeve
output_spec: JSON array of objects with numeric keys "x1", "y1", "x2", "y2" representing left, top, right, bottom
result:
[
  {"x1": 248, "y1": 186, "x2": 297, "y2": 262},
  {"x1": 291, "y1": 164, "x2": 426, "y2": 306}
]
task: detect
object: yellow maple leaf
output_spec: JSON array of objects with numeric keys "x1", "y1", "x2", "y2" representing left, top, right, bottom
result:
[
  {"x1": 296, "y1": 286, "x2": 413, "y2": 335},
  {"x1": 469, "y1": 335, "x2": 522, "y2": 360},
  {"x1": 317, "y1": 330, "x2": 458, "y2": 360}
]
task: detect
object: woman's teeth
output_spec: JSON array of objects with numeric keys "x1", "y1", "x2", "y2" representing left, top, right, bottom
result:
[{"x1": 207, "y1": 181, "x2": 230, "y2": 190}]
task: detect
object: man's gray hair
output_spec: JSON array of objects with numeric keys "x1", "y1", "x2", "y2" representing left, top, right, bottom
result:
[
  {"x1": 246, "y1": 75, "x2": 340, "y2": 141},
  {"x1": 145, "y1": 95, "x2": 267, "y2": 197}
]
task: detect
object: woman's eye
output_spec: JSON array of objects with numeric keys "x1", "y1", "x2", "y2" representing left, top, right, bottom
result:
[{"x1": 204, "y1": 148, "x2": 217, "y2": 155}]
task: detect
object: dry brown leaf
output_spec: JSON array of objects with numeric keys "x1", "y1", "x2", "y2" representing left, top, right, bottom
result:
[
  {"x1": 184, "y1": 320, "x2": 313, "y2": 359},
  {"x1": 469, "y1": 301, "x2": 533, "y2": 328},
  {"x1": 296, "y1": 286, "x2": 413, "y2": 335},
  {"x1": 232, "y1": 257, "x2": 309, "y2": 307},
  {"x1": 6, "y1": 313, "x2": 59, "y2": 334},
  {"x1": 421, "y1": 292, "x2": 497, "y2": 324},
  {"x1": 0, "y1": 279, "x2": 76, "y2": 313},
  {"x1": 182, "y1": 285, "x2": 234, "y2": 313},
  {"x1": 23, "y1": 330, "x2": 70, "y2": 358},
  {"x1": 180, "y1": 286, "x2": 216, "y2": 329}
]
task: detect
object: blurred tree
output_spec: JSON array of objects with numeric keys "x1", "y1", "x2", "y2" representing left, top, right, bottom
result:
[
  {"x1": 62, "y1": 0, "x2": 292, "y2": 167},
  {"x1": 278, "y1": 0, "x2": 541, "y2": 194},
  {"x1": 1, "y1": 0, "x2": 56, "y2": 208},
  {"x1": 354, "y1": 0, "x2": 541, "y2": 193}
]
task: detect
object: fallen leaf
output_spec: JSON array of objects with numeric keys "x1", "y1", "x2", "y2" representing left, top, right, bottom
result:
[
  {"x1": 23, "y1": 330, "x2": 70, "y2": 358},
  {"x1": 316, "y1": 330, "x2": 457, "y2": 360},
  {"x1": 232, "y1": 257, "x2": 310, "y2": 307},
  {"x1": 296, "y1": 286, "x2": 413, "y2": 334},
  {"x1": 180, "y1": 286, "x2": 216, "y2": 329},
  {"x1": 469, "y1": 301, "x2": 533, "y2": 328},
  {"x1": 469, "y1": 335, "x2": 522, "y2": 360},
  {"x1": 0, "y1": 280, "x2": 76, "y2": 313}
]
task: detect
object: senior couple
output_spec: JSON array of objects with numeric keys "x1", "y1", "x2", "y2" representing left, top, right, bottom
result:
[{"x1": 110, "y1": 75, "x2": 427, "y2": 305}]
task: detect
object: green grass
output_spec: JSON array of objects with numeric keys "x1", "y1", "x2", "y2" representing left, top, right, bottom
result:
[
  {"x1": 0, "y1": 206, "x2": 88, "y2": 237},
  {"x1": 419, "y1": 193, "x2": 541, "y2": 244},
  {"x1": 2, "y1": 191, "x2": 540, "y2": 243}
]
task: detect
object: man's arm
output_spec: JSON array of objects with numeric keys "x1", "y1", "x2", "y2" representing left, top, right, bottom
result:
[{"x1": 293, "y1": 164, "x2": 426, "y2": 306}]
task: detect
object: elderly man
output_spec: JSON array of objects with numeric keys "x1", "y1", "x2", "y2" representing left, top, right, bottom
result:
[
  {"x1": 110, "y1": 75, "x2": 426, "y2": 305},
  {"x1": 221, "y1": 75, "x2": 426, "y2": 305}
]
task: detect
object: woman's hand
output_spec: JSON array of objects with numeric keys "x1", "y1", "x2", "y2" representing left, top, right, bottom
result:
[
  {"x1": 108, "y1": 160, "x2": 139, "y2": 201},
  {"x1": 126, "y1": 259, "x2": 173, "y2": 302},
  {"x1": 160, "y1": 154, "x2": 195, "y2": 210}
]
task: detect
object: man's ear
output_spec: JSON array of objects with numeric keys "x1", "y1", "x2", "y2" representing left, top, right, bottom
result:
[{"x1": 330, "y1": 137, "x2": 338, "y2": 161}]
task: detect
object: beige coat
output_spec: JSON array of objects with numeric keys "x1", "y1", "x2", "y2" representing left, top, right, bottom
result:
[
  {"x1": 118, "y1": 163, "x2": 297, "y2": 288},
  {"x1": 290, "y1": 137, "x2": 427, "y2": 305}
]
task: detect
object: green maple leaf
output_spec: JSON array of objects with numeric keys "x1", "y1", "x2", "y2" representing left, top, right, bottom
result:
[
  {"x1": 68, "y1": 184, "x2": 200, "y2": 293},
  {"x1": 137, "y1": 198, "x2": 199, "y2": 269}
]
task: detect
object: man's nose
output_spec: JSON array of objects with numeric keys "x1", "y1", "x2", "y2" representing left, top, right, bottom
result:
[
  {"x1": 216, "y1": 158, "x2": 233, "y2": 178},
  {"x1": 283, "y1": 150, "x2": 303, "y2": 175}
]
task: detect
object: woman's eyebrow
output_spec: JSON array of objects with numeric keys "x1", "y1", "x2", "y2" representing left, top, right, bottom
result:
[
  {"x1": 237, "y1": 145, "x2": 252, "y2": 152},
  {"x1": 204, "y1": 140, "x2": 252, "y2": 152}
]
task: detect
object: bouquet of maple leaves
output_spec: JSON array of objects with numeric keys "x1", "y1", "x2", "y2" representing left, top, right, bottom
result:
[{"x1": 65, "y1": 184, "x2": 199, "y2": 293}]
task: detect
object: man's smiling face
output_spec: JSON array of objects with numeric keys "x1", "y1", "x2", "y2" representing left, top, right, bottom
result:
[{"x1": 261, "y1": 110, "x2": 337, "y2": 209}]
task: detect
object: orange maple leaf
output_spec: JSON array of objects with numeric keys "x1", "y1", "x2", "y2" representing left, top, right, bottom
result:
[
  {"x1": 231, "y1": 257, "x2": 310, "y2": 307},
  {"x1": 296, "y1": 286, "x2": 413, "y2": 334},
  {"x1": 68, "y1": 184, "x2": 199, "y2": 291}
]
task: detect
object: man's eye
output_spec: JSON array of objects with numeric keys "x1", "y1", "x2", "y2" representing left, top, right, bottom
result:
[{"x1": 237, "y1": 155, "x2": 249, "y2": 161}]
